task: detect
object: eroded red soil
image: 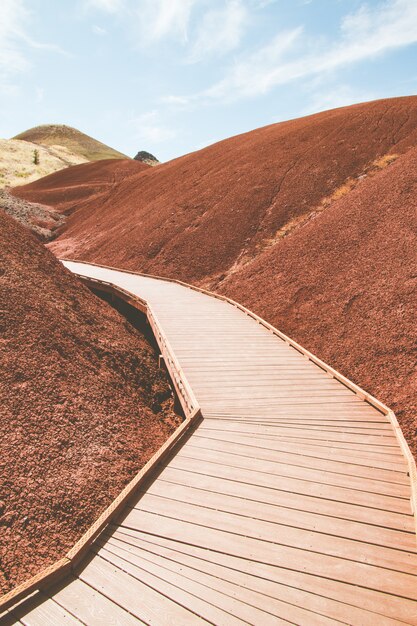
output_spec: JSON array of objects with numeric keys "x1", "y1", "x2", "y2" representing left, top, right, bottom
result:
[
  {"x1": 13, "y1": 96, "x2": 416, "y2": 459},
  {"x1": 14, "y1": 158, "x2": 147, "y2": 216},
  {"x1": 0, "y1": 211, "x2": 179, "y2": 595},
  {"x1": 221, "y1": 144, "x2": 417, "y2": 458},
  {"x1": 13, "y1": 97, "x2": 417, "y2": 283}
]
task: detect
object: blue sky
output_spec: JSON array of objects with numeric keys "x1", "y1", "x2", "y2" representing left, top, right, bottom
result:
[{"x1": 1, "y1": 0, "x2": 417, "y2": 161}]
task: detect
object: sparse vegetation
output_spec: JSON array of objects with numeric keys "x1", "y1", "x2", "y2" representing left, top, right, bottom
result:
[
  {"x1": 0, "y1": 138, "x2": 87, "y2": 189},
  {"x1": 263, "y1": 152, "x2": 403, "y2": 247},
  {"x1": 14, "y1": 170, "x2": 31, "y2": 178},
  {"x1": 14, "y1": 124, "x2": 128, "y2": 162}
]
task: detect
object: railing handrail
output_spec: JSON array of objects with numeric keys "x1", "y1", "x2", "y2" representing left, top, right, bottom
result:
[
  {"x1": 0, "y1": 273, "x2": 202, "y2": 614},
  {"x1": 62, "y1": 258, "x2": 417, "y2": 531},
  {"x1": 2, "y1": 258, "x2": 416, "y2": 613}
]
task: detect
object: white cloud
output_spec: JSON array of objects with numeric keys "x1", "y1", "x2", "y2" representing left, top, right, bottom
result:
[
  {"x1": 35, "y1": 86, "x2": 44, "y2": 103},
  {"x1": 130, "y1": 110, "x2": 177, "y2": 144},
  {"x1": 85, "y1": 0, "x2": 124, "y2": 13},
  {"x1": 135, "y1": 0, "x2": 198, "y2": 44},
  {"x1": 188, "y1": 0, "x2": 247, "y2": 63},
  {"x1": 0, "y1": 0, "x2": 67, "y2": 94},
  {"x1": 203, "y1": 27, "x2": 302, "y2": 101},
  {"x1": 299, "y1": 84, "x2": 378, "y2": 117},
  {"x1": 92, "y1": 24, "x2": 107, "y2": 35},
  {"x1": 170, "y1": 0, "x2": 417, "y2": 104},
  {"x1": 160, "y1": 94, "x2": 189, "y2": 106},
  {"x1": 0, "y1": 0, "x2": 30, "y2": 75}
]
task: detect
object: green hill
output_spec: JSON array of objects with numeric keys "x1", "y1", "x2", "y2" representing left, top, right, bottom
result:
[{"x1": 13, "y1": 124, "x2": 128, "y2": 162}]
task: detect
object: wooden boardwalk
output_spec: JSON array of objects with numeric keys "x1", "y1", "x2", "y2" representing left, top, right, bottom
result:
[{"x1": 6, "y1": 261, "x2": 417, "y2": 625}]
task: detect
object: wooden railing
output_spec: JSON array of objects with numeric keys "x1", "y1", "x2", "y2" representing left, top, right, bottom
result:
[
  {"x1": 2, "y1": 258, "x2": 416, "y2": 614},
  {"x1": 0, "y1": 275, "x2": 202, "y2": 614},
  {"x1": 63, "y1": 259, "x2": 417, "y2": 535},
  {"x1": 77, "y1": 274, "x2": 199, "y2": 417}
]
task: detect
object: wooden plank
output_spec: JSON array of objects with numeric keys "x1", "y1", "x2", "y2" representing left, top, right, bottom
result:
[
  {"x1": 117, "y1": 509, "x2": 417, "y2": 599},
  {"x1": 201, "y1": 405, "x2": 383, "y2": 414},
  {"x1": 195, "y1": 423, "x2": 395, "y2": 438},
  {"x1": 169, "y1": 455, "x2": 412, "y2": 514},
  {"x1": 141, "y1": 477, "x2": 415, "y2": 549},
  {"x1": 46, "y1": 576, "x2": 142, "y2": 625},
  {"x1": 11, "y1": 593, "x2": 82, "y2": 626},
  {"x1": 199, "y1": 422, "x2": 402, "y2": 452},
  {"x1": 112, "y1": 527, "x2": 417, "y2": 625},
  {"x1": 204, "y1": 434, "x2": 404, "y2": 457},
  {"x1": 154, "y1": 465, "x2": 414, "y2": 532},
  {"x1": 198, "y1": 414, "x2": 391, "y2": 424},
  {"x1": 126, "y1": 492, "x2": 417, "y2": 573},
  {"x1": 79, "y1": 555, "x2": 205, "y2": 625},
  {"x1": 187, "y1": 436, "x2": 409, "y2": 483},
  {"x1": 193, "y1": 430, "x2": 408, "y2": 471},
  {"x1": 94, "y1": 544, "x2": 287, "y2": 626},
  {"x1": 103, "y1": 532, "x2": 406, "y2": 626},
  {"x1": 175, "y1": 445, "x2": 410, "y2": 498},
  {"x1": 98, "y1": 537, "x2": 337, "y2": 626}
]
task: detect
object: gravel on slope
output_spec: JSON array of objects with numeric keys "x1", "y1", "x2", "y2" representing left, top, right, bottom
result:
[{"x1": 0, "y1": 211, "x2": 180, "y2": 595}]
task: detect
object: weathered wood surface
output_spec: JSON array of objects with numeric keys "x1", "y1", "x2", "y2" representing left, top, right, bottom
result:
[{"x1": 9, "y1": 261, "x2": 417, "y2": 625}]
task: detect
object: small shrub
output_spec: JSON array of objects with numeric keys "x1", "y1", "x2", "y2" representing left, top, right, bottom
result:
[
  {"x1": 372, "y1": 153, "x2": 399, "y2": 169},
  {"x1": 33, "y1": 149, "x2": 40, "y2": 165}
]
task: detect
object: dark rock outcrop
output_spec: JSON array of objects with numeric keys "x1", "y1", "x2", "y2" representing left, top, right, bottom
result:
[{"x1": 134, "y1": 150, "x2": 159, "y2": 166}]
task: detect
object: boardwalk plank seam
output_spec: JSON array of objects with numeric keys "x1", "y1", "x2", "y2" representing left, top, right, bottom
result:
[{"x1": 3, "y1": 260, "x2": 416, "y2": 625}]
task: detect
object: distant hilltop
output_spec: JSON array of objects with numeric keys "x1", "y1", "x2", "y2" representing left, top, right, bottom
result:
[
  {"x1": 0, "y1": 124, "x2": 130, "y2": 189},
  {"x1": 14, "y1": 124, "x2": 128, "y2": 162},
  {"x1": 134, "y1": 150, "x2": 159, "y2": 166}
]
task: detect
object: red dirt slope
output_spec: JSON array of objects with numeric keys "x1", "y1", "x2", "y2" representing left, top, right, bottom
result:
[
  {"x1": 221, "y1": 144, "x2": 417, "y2": 458},
  {"x1": 0, "y1": 210, "x2": 179, "y2": 595},
  {"x1": 14, "y1": 96, "x2": 417, "y2": 279},
  {"x1": 11, "y1": 95, "x2": 417, "y2": 457},
  {"x1": 13, "y1": 158, "x2": 147, "y2": 215}
]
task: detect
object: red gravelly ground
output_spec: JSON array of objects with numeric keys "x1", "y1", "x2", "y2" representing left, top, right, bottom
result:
[
  {"x1": 14, "y1": 96, "x2": 417, "y2": 283},
  {"x1": 14, "y1": 96, "x2": 416, "y2": 461},
  {"x1": 12, "y1": 157, "x2": 147, "y2": 217},
  {"x1": 220, "y1": 143, "x2": 417, "y2": 459},
  {"x1": 0, "y1": 211, "x2": 180, "y2": 595}
]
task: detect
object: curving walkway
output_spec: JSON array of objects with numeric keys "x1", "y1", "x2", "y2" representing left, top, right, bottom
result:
[{"x1": 7, "y1": 261, "x2": 417, "y2": 625}]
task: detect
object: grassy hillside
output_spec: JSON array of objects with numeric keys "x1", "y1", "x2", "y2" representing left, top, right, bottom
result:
[
  {"x1": 14, "y1": 124, "x2": 128, "y2": 162},
  {"x1": 0, "y1": 138, "x2": 87, "y2": 189}
]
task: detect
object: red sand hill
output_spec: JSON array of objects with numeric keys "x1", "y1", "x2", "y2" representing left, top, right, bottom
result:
[
  {"x1": 221, "y1": 143, "x2": 417, "y2": 458},
  {"x1": 12, "y1": 96, "x2": 417, "y2": 276},
  {"x1": 0, "y1": 210, "x2": 179, "y2": 594},
  {"x1": 11, "y1": 96, "x2": 417, "y2": 457},
  {"x1": 13, "y1": 157, "x2": 147, "y2": 216}
]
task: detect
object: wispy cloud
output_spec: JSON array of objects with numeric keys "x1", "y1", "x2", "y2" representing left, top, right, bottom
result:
[
  {"x1": 202, "y1": 27, "x2": 302, "y2": 101},
  {"x1": 0, "y1": 0, "x2": 68, "y2": 94},
  {"x1": 160, "y1": 94, "x2": 190, "y2": 106},
  {"x1": 188, "y1": 0, "x2": 247, "y2": 63},
  {"x1": 85, "y1": 0, "x2": 124, "y2": 13},
  {"x1": 130, "y1": 110, "x2": 177, "y2": 144},
  {"x1": 134, "y1": 0, "x2": 198, "y2": 45},
  {"x1": 299, "y1": 83, "x2": 377, "y2": 117},
  {"x1": 0, "y1": 0, "x2": 30, "y2": 75},
  {"x1": 166, "y1": 0, "x2": 417, "y2": 105},
  {"x1": 92, "y1": 24, "x2": 107, "y2": 35}
]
